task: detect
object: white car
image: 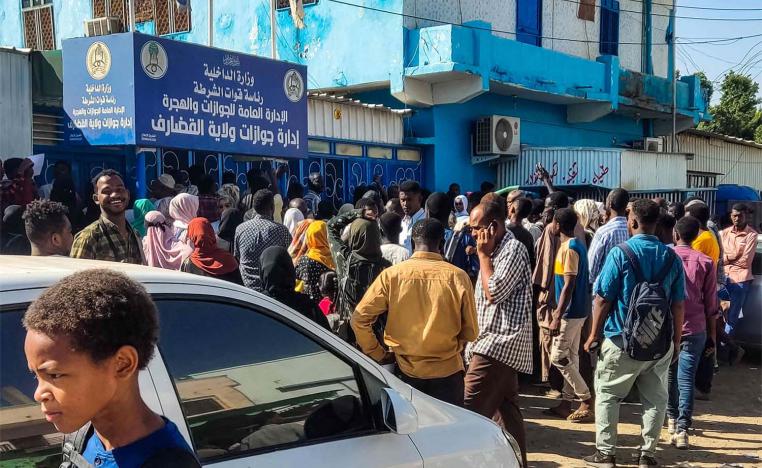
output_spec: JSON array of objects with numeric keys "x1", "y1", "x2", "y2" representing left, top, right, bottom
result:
[{"x1": 0, "y1": 256, "x2": 522, "y2": 467}]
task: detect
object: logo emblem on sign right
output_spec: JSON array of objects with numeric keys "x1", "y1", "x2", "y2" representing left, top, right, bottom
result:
[
  {"x1": 283, "y1": 69, "x2": 304, "y2": 103},
  {"x1": 86, "y1": 42, "x2": 111, "y2": 80},
  {"x1": 140, "y1": 41, "x2": 168, "y2": 79}
]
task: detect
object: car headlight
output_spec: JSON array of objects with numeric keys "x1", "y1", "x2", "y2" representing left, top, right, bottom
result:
[{"x1": 502, "y1": 429, "x2": 523, "y2": 467}]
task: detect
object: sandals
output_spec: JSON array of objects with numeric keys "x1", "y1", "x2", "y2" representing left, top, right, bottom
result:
[{"x1": 567, "y1": 408, "x2": 594, "y2": 423}]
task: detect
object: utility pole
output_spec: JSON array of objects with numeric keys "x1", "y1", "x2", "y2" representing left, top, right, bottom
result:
[
  {"x1": 129, "y1": 0, "x2": 136, "y2": 32},
  {"x1": 671, "y1": 0, "x2": 677, "y2": 152},
  {"x1": 270, "y1": 0, "x2": 278, "y2": 59},
  {"x1": 208, "y1": 0, "x2": 214, "y2": 46}
]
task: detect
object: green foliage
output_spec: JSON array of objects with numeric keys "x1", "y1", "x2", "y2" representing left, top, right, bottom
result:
[{"x1": 700, "y1": 71, "x2": 761, "y2": 141}]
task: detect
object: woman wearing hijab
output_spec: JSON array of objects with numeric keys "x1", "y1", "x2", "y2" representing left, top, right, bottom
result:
[
  {"x1": 181, "y1": 217, "x2": 242, "y2": 284},
  {"x1": 130, "y1": 199, "x2": 155, "y2": 238},
  {"x1": 283, "y1": 207, "x2": 305, "y2": 237},
  {"x1": 288, "y1": 218, "x2": 313, "y2": 260},
  {"x1": 217, "y1": 208, "x2": 243, "y2": 253},
  {"x1": 169, "y1": 193, "x2": 199, "y2": 243},
  {"x1": 260, "y1": 246, "x2": 331, "y2": 330},
  {"x1": 295, "y1": 221, "x2": 336, "y2": 302},
  {"x1": 142, "y1": 211, "x2": 192, "y2": 270},
  {"x1": 573, "y1": 199, "x2": 601, "y2": 246},
  {"x1": 327, "y1": 208, "x2": 390, "y2": 340},
  {"x1": 453, "y1": 194, "x2": 469, "y2": 221}
]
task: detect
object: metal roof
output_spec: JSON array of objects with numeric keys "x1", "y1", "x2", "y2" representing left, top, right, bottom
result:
[{"x1": 683, "y1": 128, "x2": 762, "y2": 150}]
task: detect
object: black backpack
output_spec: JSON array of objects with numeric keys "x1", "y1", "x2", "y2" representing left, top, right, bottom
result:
[
  {"x1": 61, "y1": 423, "x2": 201, "y2": 468},
  {"x1": 619, "y1": 243, "x2": 676, "y2": 361}
]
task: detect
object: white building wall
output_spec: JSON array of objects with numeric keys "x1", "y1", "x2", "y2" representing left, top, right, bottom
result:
[
  {"x1": 619, "y1": 0, "x2": 643, "y2": 73},
  {"x1": 651, "y1": 0, "x2": 672, "y2": 78},
  {"x1": 620, "y1": 150, "x2": 687, "y2": 190},
  {"x1": 542, "y1": 0, "x2": 600, "y2": 60},
  {"x1": 0, "y1": 49, "x2": 32, "y2": 161},
  {"x1": 404, "y1": 0, "x2": 516, "y2": 40}
]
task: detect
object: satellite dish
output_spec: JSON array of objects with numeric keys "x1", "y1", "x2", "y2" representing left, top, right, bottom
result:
[{"x1": 494, "y1": 118, "x2": 513, "y2": 152}]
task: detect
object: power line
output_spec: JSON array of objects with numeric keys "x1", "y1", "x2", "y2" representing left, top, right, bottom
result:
[
  {"x1": 326, "y1": 0, "x2": 762, "y2": 46},
  {"x1": 553, "y1": 0, "x2": 762, "y2": 21}
]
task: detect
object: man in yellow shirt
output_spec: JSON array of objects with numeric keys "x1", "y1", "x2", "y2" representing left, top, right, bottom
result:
[
  {"x1": 687, "y1": 204, "x2": 720, "y2": 265},
  {"x1": 352, "y1": 218, "x2": 478, "y2": 406}
]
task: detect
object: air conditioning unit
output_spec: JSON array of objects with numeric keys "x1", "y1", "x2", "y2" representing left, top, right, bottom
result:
[
  {"x1": 474, "y1": 116, "x2": 521, "y2": 156},
  {"x1": 84, "y1": 17, "x2": 123, "y2": 37},
  {"x1": 644, "y1": 137, "x2": 663, "y2": 152}
]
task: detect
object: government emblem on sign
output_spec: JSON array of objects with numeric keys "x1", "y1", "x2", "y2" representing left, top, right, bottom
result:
[
  {"x1": 140, "y1": 41, "x2": 168, "y2": 79},
  {"x1": 86, "y1": 42, "x2": 111, "y2": 80},
  {"x1": 283, "y1": 69, "x2": 304, "y2": 102}
]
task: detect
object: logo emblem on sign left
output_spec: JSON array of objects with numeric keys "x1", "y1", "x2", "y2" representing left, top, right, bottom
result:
[
  {"x1": 140, "y1": 41, "x2": 168, "y2": 79},
  {"x1": 284, "y1": 69, "x2": 304, "y2": 103},
  {"x1": 86, "y1": 42, "x2": 111, "y2": 80}
]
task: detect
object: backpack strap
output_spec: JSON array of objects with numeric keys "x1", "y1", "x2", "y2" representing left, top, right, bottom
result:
[
  {"x1": 654, "y1": 249, "x2": 676, "y2": 284},
  {"x1": 61, "y1": 423, "x2": 94, "y2": 468},
  {"x1": 618, "y1": 242, "x2": 645, "y2": 283}
]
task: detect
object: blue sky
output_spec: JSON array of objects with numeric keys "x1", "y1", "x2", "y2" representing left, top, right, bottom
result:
[{"x1": 675, "y1": 0, "x2": 762, "y2": 104}]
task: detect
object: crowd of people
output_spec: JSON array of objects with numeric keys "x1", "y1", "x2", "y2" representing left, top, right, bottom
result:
[{"x1": 2, "y1": 155, "x2": 758, "y2": 468}]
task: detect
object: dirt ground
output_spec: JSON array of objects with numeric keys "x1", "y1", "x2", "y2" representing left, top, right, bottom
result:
[{"x1": 522, "y1": 357, "x2": 762, "y2": 468}]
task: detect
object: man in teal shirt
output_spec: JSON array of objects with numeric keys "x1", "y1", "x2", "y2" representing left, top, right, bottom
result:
[{"x1": 583, "y1": 199, "x2": 685, "y2": 468}]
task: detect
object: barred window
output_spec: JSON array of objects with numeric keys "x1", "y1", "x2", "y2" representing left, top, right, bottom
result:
[
  {"x1": 92, "y1": 0, "x2": 189, "y2": 35},
  {"x1": 21, "y1": 1, "x2": 55, "y2": 51},
  {"x1": 276, "y1": 0, "x2": 318, "y2": 10}
]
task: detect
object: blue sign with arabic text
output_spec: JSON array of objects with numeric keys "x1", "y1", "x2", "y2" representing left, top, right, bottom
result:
[{"x1": 63, "y1": 32, "x2": 307, "y2": 158}]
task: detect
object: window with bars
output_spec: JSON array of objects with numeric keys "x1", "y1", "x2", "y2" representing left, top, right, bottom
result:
[
  {"x1": 91, "y1": 0, "x2": 190, "y2": 35},
  {"x1": 22, "y1": 1, "x2": 55, "y2": 51},
  {"x1": 276, "y1": 0, "x2": 318, "y2": 10}
]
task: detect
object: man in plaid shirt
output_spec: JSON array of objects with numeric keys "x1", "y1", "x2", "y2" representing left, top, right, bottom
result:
[{"x1": 464, "y1": 200, "x2": 533, "y2": 467}]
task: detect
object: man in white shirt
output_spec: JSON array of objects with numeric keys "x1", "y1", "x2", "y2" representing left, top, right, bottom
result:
[
  {"x1": 380, "y1": 211, "x2": 411, "y2": 265},
  {"x1": 399, "y1": 180, "x2": 425, "y2": 254}
]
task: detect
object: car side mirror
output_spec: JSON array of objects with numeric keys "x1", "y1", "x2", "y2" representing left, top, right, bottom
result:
[{"x1": 380, "y1": 387, "x2": 418, "y2": 435}]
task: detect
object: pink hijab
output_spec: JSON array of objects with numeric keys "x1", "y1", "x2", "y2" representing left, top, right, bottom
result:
[
  {"x1": 142, "y1": 211, "x2": 192, "y2": 270},
  {"x1": 169, "y1": 193, "x2": 199, "y2": 231}
]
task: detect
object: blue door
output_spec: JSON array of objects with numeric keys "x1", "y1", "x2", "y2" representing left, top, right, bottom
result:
[
  {"x1": 517, "y1": 0, "x2": 542, "y2": 46},
  {"x1": 600, "y1": 0, "x2": 620, "y2": 56}
]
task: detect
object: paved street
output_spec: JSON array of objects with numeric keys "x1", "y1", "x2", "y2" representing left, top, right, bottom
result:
[{"x1": 524, "y1": 358, "x2": 762, "y2": 467}]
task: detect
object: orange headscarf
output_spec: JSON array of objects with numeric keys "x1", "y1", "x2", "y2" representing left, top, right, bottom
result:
[
  {"x1": 304, "y1": 221, "x2": 335, "y2": 270},
  {"x1": 288, "y1": 218, "x2": 313, "y2": 261},
  {"x1": 187, "y1": 217, "x2": 238, "y2": 275}
]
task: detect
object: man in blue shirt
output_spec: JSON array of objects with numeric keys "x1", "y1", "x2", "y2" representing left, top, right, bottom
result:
[{"x1": 583, "y1": 199, "x2": 685, "y2": 468}]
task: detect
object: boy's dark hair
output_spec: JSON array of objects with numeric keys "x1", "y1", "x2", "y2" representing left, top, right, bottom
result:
[
  {"x1": 91, "y1": 169, "x2": 122, "y2": 188},
  {"x1": 676, "y1": 216, "x2": 701, "y2": 244},
  {"x1": 252, "y1": 189, "x2": 275, "y2": 214},
  {"x1": 198, "y1": 174, "x2": 216, "y2": 195},
  {"x1": 399, "y1": 180, "x2": 421, "y2": 194},
  {"x1": 548, "y1": 191, "x2": 570, "y2": 209},
  {"x1": 631, "y1": 198, "x2": 660, "y2": 226},
  {"x1": 222, "y1": 170, "x2": 237, "y2": 185},
  {"x1": 607, "y1": 188, "x2": 630, "y2": 213},
  {"x1": 23, "y1": 200, "x2": 70, "y2": 244},
  {"x1": 23, "y1": 269, "x2": 158, "y2": 369},
  {"x1": 249, "y1": 176, "x2": 270, "y2": 194},
  {"x1": 317, "y1": 200, "x2": 335, "y2": 220},
  {"x1": 412, "y1": 218, "x2": 444, "y2": 248},
  {"x1": 287, "y1": 181, "x2": 305, "y2": 200},
  {"x1": 425, "y1": 192, "x2": 451, "y2": 224},
  {"x1": 657, "y1": 211, "x2": 677, "y2": 234},
  {"x1": 355, "y1": 197, "x2": 377, "y2": 211},
  {"x1": 188, "y1": 164, "x2": 205, "y2": 185},
  {"x1": 554, "y1": 207, "x2": 578, "y2": 235},
  {"x1": 732, "y1": 202, "x2": 750, "y2": 213},
  {"x1": 531, "y1": 198, "x2": 545, "y2": 216},
  {"x1": 514, "y1": 198, "x2": 533, "y2": 220},
  {"x1": 480, "y1": 181, "x2": 495, "y2": 193},
  {"x1": 3, "y1": 157, "x2": 23, "y2": 179},
  {"x1": 380, "y1": 212, "x2": 403, "y2": 242},
  {"x1": 685, "y1": 203, "x2": 710, "y2": 225},
  {"x1": 319, "y1": 271, "x2": 337, "y2": 296}
]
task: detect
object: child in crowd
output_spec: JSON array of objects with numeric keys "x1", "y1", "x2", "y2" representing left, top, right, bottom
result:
[
  {"x1": 319, "y1": 271, "x2": 338, "y2": 318},
  {"x1": 23, "y1": 269, "x2": 199, "y2": 467}
]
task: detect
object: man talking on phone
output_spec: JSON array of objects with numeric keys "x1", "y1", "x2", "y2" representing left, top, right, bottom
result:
[{"x1": 463, "y1": 201, "x2": 533, "y2": 467}]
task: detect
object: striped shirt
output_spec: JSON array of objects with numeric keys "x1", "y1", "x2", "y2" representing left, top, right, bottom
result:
[
  {"x1": 466, "y1": 230, "x2": 534, "y2": 374},
  {"x1": 587, "y1": 216, "x2": 629, "y2": 285}
]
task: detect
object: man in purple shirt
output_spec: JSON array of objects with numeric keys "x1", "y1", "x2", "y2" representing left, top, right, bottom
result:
[{"x1": 667, "y1": 216, "x2": 718, "y2": 450}]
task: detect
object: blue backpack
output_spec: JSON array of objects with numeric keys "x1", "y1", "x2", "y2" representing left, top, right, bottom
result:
[{"x1": 619, "y1": 243, "x2": 676, "y2": 361}]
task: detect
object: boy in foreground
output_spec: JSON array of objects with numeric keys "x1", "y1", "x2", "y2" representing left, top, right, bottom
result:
[{"x1": 24, "y1": 269, "x2": 199, "y2": 467}]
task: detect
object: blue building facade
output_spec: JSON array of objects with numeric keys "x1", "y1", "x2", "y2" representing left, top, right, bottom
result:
[{"x1": 1, "y1": 0, "x2": 710, "y2": 195}]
